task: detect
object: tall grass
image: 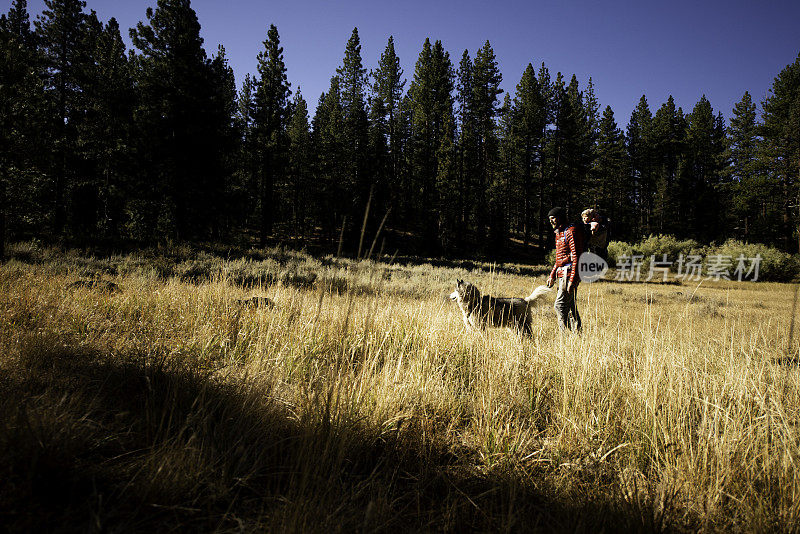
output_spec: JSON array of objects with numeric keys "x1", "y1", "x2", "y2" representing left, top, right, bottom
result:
[{"x1": 1, "y1": 244, "x2": 798, "y2": 532}]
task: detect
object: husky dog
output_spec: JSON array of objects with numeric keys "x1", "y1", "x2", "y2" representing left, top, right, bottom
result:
[{"x1": 449, "y1": 279, "x2": 551, "y2": 336}]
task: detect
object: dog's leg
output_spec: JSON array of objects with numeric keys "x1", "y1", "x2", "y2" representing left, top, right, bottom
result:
[
  {"x1": 462, "y1": 313, "x2": 473, "y2": 331},
  {"x1": 522, "y1": 317, "x2": 533, "y2": 337}
]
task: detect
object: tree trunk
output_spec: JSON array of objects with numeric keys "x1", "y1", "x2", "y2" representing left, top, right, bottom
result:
[
  {"x1": 538, "y1": 148, "x2": 547, "y2": 248},
  {"x1": 260, "y1": 155, "x2": 273, "y2": 247},
  {"x1": 523, "y1": 144, "x2": 531, "y2": 247},
  {"x1": 0, "y1": 179, "x2": 5, "y2": 262}
]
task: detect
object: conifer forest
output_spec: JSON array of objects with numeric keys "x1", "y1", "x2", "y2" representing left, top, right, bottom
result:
[{"x1": 2, "y1": 0, "x2": 800, "y2": 258}]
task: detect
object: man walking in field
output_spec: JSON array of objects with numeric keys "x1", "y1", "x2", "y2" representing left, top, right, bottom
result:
[{"x1": 546, "y1": 207, "x2": 584, "y2": 332}]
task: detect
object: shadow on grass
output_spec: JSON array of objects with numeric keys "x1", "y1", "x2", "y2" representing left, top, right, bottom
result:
[{"x1": 1, "y1": 334, "x2": 682, "y2": 533}]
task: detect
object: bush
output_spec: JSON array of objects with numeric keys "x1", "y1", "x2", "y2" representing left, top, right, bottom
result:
[
  {"x1": 707, "y1": 239, "x2": 799, "y2": 282},
  {"x1": 608, "y1": 235, "x2": 702, "y2": 270},
  {"x1": 607, "y1": 235, "x2": 800, "y2": 282}
]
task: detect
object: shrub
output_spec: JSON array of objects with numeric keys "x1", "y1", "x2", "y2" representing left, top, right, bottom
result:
[
  {"x1": 607, "y1": 235, "x2": 799, "y2": 282},
  {"x1": 706, "y1": 239, "x2": 799, "y2": 282},
  {"x1": 608, "y1": 235, "x2": 702, "y2": 270}
]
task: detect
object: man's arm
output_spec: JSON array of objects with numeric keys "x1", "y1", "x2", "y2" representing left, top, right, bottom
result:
[
  {"x1": 547, "y1": 231, "x2": 560, "y2": 287},
  {"x1": 547, "y1": 261, "x2": 557, "y2": 287}
]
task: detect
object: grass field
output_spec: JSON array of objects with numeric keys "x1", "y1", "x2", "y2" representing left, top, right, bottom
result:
[{"x1": 1, "y1": 244, "x2": 798, "y2": 532}]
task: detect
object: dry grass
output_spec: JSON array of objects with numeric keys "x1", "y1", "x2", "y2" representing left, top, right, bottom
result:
[{"x1": 1, "y1": 245, "x2": 798, "y2": 532}]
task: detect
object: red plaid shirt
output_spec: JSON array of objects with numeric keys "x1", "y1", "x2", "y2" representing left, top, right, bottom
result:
[{"x1": 550, "y1": 224, "x2": 584, "y2": 286}]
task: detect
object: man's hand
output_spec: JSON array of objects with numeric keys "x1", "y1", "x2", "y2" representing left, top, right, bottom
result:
[
  {"x1": 546, "y1": 276, "x2": 554, "y2": 288},
  {"x1": 566, "y1": 280, "x2": 574, "y2": 293}
]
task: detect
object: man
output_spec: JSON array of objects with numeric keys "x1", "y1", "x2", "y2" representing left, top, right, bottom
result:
[{"x1": 546, "y1": 207, "x2": 584, "y2": 332}]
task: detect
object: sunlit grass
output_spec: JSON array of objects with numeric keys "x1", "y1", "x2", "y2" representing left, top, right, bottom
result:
[{"x1": 1, "y1": 245, "x2": 798, "y2": 531}]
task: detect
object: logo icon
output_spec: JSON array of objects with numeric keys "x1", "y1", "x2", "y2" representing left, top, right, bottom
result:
[{"x1": 578, "y1": 252, "x2": 608, "y2": 283}]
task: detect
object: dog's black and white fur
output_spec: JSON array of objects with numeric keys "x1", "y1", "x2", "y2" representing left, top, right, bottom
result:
[{"x1": 449, "y1": 279, "x2": 551, "y2": 336}]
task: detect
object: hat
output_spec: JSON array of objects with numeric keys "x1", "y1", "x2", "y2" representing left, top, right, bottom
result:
[{"x1": 548, "y1": 207, "x2": 566, "y2": 220}]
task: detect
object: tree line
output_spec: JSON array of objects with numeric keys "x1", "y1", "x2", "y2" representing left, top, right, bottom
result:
[{"x1": 2, "y1": 0, "x2": 799, "y2": 260}]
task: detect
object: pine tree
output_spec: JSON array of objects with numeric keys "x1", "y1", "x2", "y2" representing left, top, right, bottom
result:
[
  {"x1": 73, "y1": 15, "x2": 134, "y2": 239},
  {"x1": 492, "y1": 93, "x2": 516, "y2": 251},
  {"x1": 35, "y1": 0, "x2": 88, "y2": 235},
  {"x1": 626, "y1": 95, "x2": 655, "y2": 235},
  {"x1": 471, "y1": 41, "x2": 503, "y2": 250},
  {"x1": 512, "y1": 64, "x2": 547, "y2": 246},
  {"x1": 366, "y1": 90, "x2": 392, "y2": 236},
  {"x1": 761, "y1": 52, "x2": 800, "y2": 251},
  {"x1": 650, "y1": 96, "x2": 686, "y2": 234},
  {"x1": 436, "y1": 112, "x2": 458, "y2": 253},
  {"x1": 594, "y1": 106, "x2": 629, "y2": 237},
  {"x1": 682, "y1": 96, "x2": 726, "y2": 241},
  {"x1": 562, "y1": 74, "x2": 589, "y2": 215},
  {"x1": 724, "y1": 91, "x2": 771, "y2": 241},
  {"x1": 580, "y1": 77, "x2": 600, "y2": 209},
  {"x1": 287, "y1": 91, "x2": 312, "y2": 240},
  {"x1": 311, "y1": 76, "x2": 345, "y2": 236},
  {"x1": 233, "y1": 73, "x2": 257, "y2": 229},
  {"x1": 208, "y1": 44, "x2": 239, "y2": 238},
  {"x1": 371, "y1": 36, "x2": 405, "y2": 215},
  {"x1": 407, "y1": 38, "x2": 455, "y2": 252},
  {"x1": 536, "y1": 62, "x2": 553, "y2": 246},
  {"x1": 455, "y1": 50, "x2": 475, "y2": 236},
  {"x1": 337, "y1": 28, "x2": 369, "y2": 238},
  {"x1": 252, "y1": 24, "x2": 291, "y2": 244},
  {"x1": 1, "y1": 0, "x2": 46, "y2": 257},
  {"x1": 4, "y1": 0, "x2": 34, "y2": 44},
  {"x1": 129, "y1": 0, "x2": 224, "y2": 240},
  {"x1": 546, "y1": 72, "x2": 579, "y2": 215}
]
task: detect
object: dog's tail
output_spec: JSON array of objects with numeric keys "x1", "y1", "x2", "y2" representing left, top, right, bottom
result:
[{"x1": 524, "y1": 285, "x2": 552, "y2": 302}]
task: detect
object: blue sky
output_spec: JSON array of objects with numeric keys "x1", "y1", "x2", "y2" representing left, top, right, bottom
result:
[{"x1": 24, "y1": 0, "x2": 800, "y2": 126}]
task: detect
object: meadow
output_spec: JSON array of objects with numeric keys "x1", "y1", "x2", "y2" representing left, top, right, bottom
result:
[{"x1": 1, "y1": 243, "x2": 798, "y2": 532}]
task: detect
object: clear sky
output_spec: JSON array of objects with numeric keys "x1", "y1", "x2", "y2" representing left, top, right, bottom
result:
[{"x1": 24, "y1": 0, "x2": 800, "y2": 126}]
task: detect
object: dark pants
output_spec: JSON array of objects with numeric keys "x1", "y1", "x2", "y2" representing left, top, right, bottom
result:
[{"x1": 554, "y1": 279, "x2": 581, "y2": 332}]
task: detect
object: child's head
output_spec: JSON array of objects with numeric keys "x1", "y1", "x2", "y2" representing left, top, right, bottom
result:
[{"x1": 581, "y1": 208, "x2": 600, "y2": 223}]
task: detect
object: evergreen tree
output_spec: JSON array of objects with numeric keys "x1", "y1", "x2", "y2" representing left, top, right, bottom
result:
[
  {"x1": 436, "y1": 112, "x2": 459, "y2": 253},
  {"x1": 535, "y1": 62, "x2": 553, "y2": 246},
  {"x1": 761, "y1": 52, "x2": 800, "y2": 251},
  {"x1": 407, "y1": 38, "x2": 455, "y2": 252},
  {"x1": 208, "y1": 44, "x2": 239, "y2": 238},
  {"x1": 371, "y1": 36, "x2": 405, "y2": 215},
  {"x1": 366, "y1": 88, "x2": 389, "y2": 235},
  {"x1": 493, "y1": 93, "x2": 517, "y2": 250},
  {"x1": 682, "y1": 95, "x2": 726, "y2": 241},
  {"x1": 334, "y1": 28, "x2": 370, "y2": 249},
  {"x1": 650, "y1": 96, "x2": 686, "y2": 234},
  {"x1": 73, "y1": 15, "x2": 134, "y2": 239},
  {"x1": 561, "y1": 74, "x2": 590, "y2": 215},
  {"x1": 1, "y1": 0, "x2": 46, "y2": 257},
  {"x1": 594, "y1": 106, "x2": 629, "y2": 236},
  {"x1": 724, "y1": 91, "x2": 772, "y2": 241},
  {"x1": 311, "y1": 77, "x2": 345, "y2": 236},
  {"x1": 129, "y1": 0, "x2": 225, "y2": 240},
  {"x1": 252, "y1": 24, "x2": 291, "y2": 244},
  {"x1": 471, "y1": 41, "x2": 502, "y2": 250},
  {"x1": 287, "y1": 91, "x2": 312, "y2": 240},
  {"x1": 35, "y1": 0, "x2": 88, "y2": 235},
  {"x1": 546, "y1": 72, "x2": 581, "y2": 217},
  {"x1": 231, "y1": 73, "x2": 257, "y2": 230},
  {"x1": 512, "y1": 63, "x2": 547, "y2": 246},
  {"x1": 4, "y1": 0, "x2": 34, "y2": 44},
  {"x1": 455, "y1": 49, "x2": 475, "y2": 237},
  {"x1": 580, "y1": 77, "x2": 600, "y2": 210},
  {"x1": 626, "y1": 95, "x2": 655, "y2": 235}
]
